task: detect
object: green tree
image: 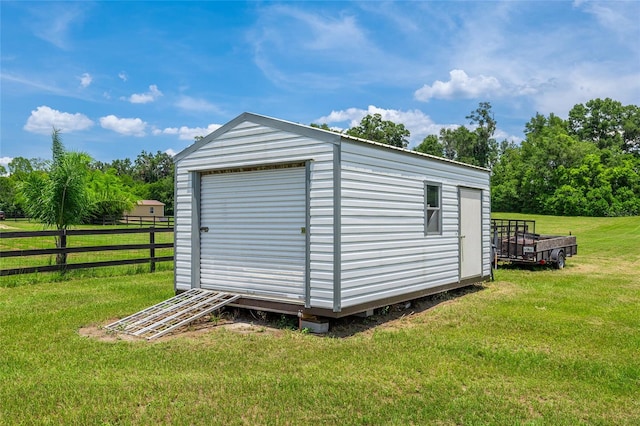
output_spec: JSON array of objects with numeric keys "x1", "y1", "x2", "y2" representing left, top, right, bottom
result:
[
  {"x1": 110, "y1": 158, "x2": 135, "y2": 177},
  {"x1": 146, "y1": 177, "x2": 175, "y2": 215},
  {"x1": 346, "y1": 113, "x2": 410, "y2": 148},
  {"x1": 543, "y1": 185, "x2": 587, "y2": 216},
  {"x1": 518, "y1": 114, "x2": 595, "y2": 213},
  {"x1": 439, "y1": 126, "x2": 477, "y2": 163},
  {"x1": 414, "y1": 134, "x2": 444, "y2": 157},
  {"x1": 491, "y1": 101, "x2": 640, "y2": 217},
  {"x1": 432, "y1": 102, "x2": 498, "y2": 168},
  {"x1": 130, "y1": 151, "x2": 175, "y2": 214},
  {"x1": 466, "y1": 101, "x2": 498, "y2": 168},
  {"x1": 490, "y1": 141, "x2": 523, "y2": 212},
  {"x1": 622, "y1": 104, "x2": 640, "y2": 154},
  {"x1": 567, "y1": 98, "x2": 640, "y2": 154},
  {"x1": 87, "y1": 168, "x2": 137, "y2": 223},
  {"x1": 2, "y1": 158, "x2": 49, "y2": 218},
  {"x1": 310, "y1": 123, "x2": 333, "y2": 131},
  {"x1": 0, "y1": 175, "x2": 22, "y2": 217},
  {"x1": 134, "y1": 150, "x2": 174, "y2": 184},
  {"x1": 18, "y1": 130, "x2": 93, "y2": 264},
  {"x1": 8, "y1": 157, "x2": 44, "y2": 179}
]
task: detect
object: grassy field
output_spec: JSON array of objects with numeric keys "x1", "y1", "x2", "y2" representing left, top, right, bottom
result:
[{"x1": 0, "y1": 214, "x2": 638, "y2": 424}]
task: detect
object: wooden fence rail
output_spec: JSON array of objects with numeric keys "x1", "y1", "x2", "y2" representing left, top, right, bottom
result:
[
  {"x1": 0, "y1": 227, "x2": 174, "y2": 276},
  {"x1": 0, "y1": 215, "x2": 175, "y2": 227}
]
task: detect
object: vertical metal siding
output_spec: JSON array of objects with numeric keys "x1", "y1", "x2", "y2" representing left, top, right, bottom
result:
[
  {"x1": 332, "y1": 143, "x2": 342, "y2": 312},
  {"x1": 340, "y1": 141, "x2": 490, "y2": 308},
  {"x1": 482, "y1": 190, "x2": 492, "y2": 277},
  {"x1": 174, "y1": 172, "x2": 194, "y2": 291}
]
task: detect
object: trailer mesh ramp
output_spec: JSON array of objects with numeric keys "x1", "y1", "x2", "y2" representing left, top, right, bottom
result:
[{"x1": 105, "y1": 289, "x2": 240, "y2": 340}]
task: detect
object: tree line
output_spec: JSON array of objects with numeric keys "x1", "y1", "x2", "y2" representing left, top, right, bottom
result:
[
  {"x1": 1, "y1": 97, "x2": 638, "y2": 221},
  {"x1": 0, "y1": 134, "x2": 175, "y2": 221},
  {"x1": 315, "y1": 98, "x2": 639, "y2": 217},
  {"x1": 492, "y1": 99, "x2": 639, "y2": 216}
]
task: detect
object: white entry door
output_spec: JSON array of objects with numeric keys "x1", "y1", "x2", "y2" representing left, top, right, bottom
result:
[
  {"x1": 459, "y1": 187, "x2": 483, "y2": 279},
  {"x1": 199, "y1": 167, "x2": 307, "y2": 301}
]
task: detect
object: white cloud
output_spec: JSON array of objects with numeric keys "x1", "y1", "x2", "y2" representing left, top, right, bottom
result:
[
  {"x1": 0, "y1": 157, "x2": 12, "y2": 169},
  {"x1": 283, "y1": 8, "x2": 365, "y2": 51},
  {"x1": 29, "y1": 3, "x2": 89, "y2": 49},
  {"x1": 317, "y1": 105, "x2": 454, "y2": 146},
  {"x1": 318, "y1": 104, "x2": 523, "y2": 147},
  {"x1": 577, "y1": 2, "x2": 640, "y2": 48},
  {"x1": 250, "y1": 5, "x2": 417, "y2": 90},
  {"x1": 175, "y1": 96, "x2": 221, "y2": 113},
  {"x1": 99, "y1": 115, "x2": 147, "y2": 136},
  {"x1": 164, "y1": 148, "x2": 177, "y2": 157},
  {"x1": 118, "y1": 71, "x2": 128, "y2": 82},
  {"x1": 79, "y1": 72, "x2": 92, "y2": 88},
  {"x1": 127, "y1": 84, "x2": 163, "y2": 104},
  {"x1": 415, "y1": 70, "x2": 502, "y2": 101},
  {"x1": 24, "y1": 105, "x2": 94, "y2": 134},
  {"x1": 158, "y1": 124, "x2": 221, "y2": 140},
  {"x1": 494, "y1": 129, "x2": 522, "y2": 145},
  {"x1": 158, "y1": 127, "x2": 177, "y2": 135},
  {"x1": 533, "y1": 66, "x2": 640, "y2": 117},
  {"x1": 432, "y1": 2, "x2": 639, "y2": 114},
  {"x1": 255, "y1": 6, "x2": 367, "y2": 54},
  {"x1": 2, "y1": 72, "x2": 73, "y2": 97}
]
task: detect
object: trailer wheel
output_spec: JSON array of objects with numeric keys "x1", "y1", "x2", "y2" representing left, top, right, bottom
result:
[{"x1": 554, "y1": 252, "x2": 565, "y2": 269}]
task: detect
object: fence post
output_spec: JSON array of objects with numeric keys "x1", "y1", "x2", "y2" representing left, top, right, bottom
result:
[
  {"x1": 150, "y1": 227, "x2": 156, "y2": 273},
  {"x1": 57, "y1": 229, "x2": 67, "y2": 271}
]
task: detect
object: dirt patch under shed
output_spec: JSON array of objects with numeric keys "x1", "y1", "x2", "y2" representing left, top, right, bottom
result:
[{"x1": 79, "y1": 285, "x2": 484, "y2": 342}]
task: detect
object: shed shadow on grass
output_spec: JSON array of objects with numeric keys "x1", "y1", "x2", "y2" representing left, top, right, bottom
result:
[
  {"x1": 323, "y1": 284, "x2": 485, "y2": 338},
  {"x1": 173, "y1": 283, "x2": 486, "y2": 339},
  {"x1": 494, "y1": 262, "x2": 578, "y2": 272}
]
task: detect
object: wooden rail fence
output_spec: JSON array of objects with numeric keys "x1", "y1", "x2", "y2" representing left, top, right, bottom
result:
[{"x1": 0, "y1": 227, "x2": 174, "y2": 276}]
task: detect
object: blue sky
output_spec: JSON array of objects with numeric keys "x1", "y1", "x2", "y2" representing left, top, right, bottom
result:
[{"x1": 1, "y1": 1, "x2": 639, "y2": 167}]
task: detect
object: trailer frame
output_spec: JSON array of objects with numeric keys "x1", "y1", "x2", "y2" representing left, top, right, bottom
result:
[{"x1": 491, "y1": 219, "x2": 577, "y2": 269}]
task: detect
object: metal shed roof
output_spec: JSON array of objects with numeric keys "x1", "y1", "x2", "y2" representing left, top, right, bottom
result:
[
  {"x1": 136, "y1": 200, "x2": 165, "y2": 206},
  {"x1": 173, "y1": 112, "x2": 490, "y2": 172}
]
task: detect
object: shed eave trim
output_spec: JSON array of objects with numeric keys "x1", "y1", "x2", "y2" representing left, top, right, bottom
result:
[
  {"x1": 173, "y1": 112, "x2": 342, "y2": 163},
  {"x1": 338, "y1": 135, "x2": 491, "y2": 172},
  {"x1": 173, "y1": 111, "x2": 490, "y2": 174}
]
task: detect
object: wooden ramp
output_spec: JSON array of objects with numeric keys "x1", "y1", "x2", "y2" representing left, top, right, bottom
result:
[{"x1": 105, "y1": 289, "x2": 240, "y2": 340}]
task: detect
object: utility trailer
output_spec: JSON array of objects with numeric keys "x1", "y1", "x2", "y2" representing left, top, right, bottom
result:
[{"x1": 491, "y1": 219, "x2": 577, "y2": 269}]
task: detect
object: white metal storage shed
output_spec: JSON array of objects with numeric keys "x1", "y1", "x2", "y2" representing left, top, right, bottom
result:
[{"x1": 173, "y1": 112, "x2": 491, "y2": 318}]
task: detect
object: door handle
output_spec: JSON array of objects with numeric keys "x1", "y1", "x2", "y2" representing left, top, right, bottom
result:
[{"x1": 200, "y1": 227, "x2": 209, "y2": 233}]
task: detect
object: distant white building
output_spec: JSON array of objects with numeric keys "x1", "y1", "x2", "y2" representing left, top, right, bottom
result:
[{"x1": 173, "y1": 112, "x2": 491, "y2": 317}]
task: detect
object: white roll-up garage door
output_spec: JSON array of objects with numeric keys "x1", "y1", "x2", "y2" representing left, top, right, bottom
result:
[{"x1": 199, "y1": 166, "x2": 306, "y2": 301}]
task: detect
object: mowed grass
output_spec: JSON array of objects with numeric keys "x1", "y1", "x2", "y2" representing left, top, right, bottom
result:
[{"x1": 1, "y1": 215, "x2": 638, "y2": 424}]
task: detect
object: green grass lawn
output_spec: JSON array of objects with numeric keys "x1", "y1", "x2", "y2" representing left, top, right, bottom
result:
[{"x1": 1, "y1": 215, "x2": 638, "y2": 424}]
